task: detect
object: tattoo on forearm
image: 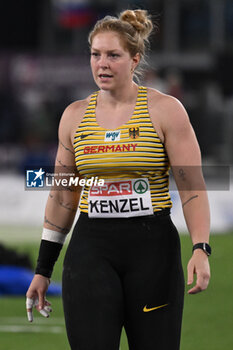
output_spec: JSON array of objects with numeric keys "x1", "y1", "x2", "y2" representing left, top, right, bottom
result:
[
  {"x1": 49, "y1": 193, "x2": 76, "y2": 211},
  {"x1": 58, "y1": 159, "x2": 68, "y2": 168},
  {"x1": 59, "y1": 201, "x2": 76, "y2": 212},
  {"x1": 178, "y1": 168, "x2": 186, "y2": 181},
  {"x1": 44, "y1": 215, "x2": 70, "y2": 234},
  {"x1": 59, "y1": 140, "x2": 75, "y2": 154},
  {"x1": 182, "y1": 195, "x2": 199, "y2": 208}
]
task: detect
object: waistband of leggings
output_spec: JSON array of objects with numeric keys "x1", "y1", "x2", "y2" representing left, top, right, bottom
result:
[{"x1": 79, "y1": 207, "x2": 170, "y2": 220}]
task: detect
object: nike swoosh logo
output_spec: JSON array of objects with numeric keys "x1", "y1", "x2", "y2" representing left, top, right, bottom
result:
[
  {"x1": 143, "y1": 303, "x2": 168, "y2": 312},
  {"x1": 80, "y1": 133, "x2": 96, "y2": 139}
]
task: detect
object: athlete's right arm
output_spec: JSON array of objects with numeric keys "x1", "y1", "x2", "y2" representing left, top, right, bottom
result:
[
  {"x1": 43, "y1": 103, "x2": 82, "y2": 235},
  {"x1": 26, "y1": 100, "x2": 88, "y2": 321}
]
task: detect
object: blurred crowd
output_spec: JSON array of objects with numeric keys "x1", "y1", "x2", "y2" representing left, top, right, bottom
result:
[{"x1": 0, "y1": 0, "x2": 233, "y2": 172}]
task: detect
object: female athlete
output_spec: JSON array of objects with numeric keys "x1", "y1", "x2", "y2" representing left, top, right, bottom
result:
[{"x1": 26, "y1": 9, "x2": 211, "y2": 350}]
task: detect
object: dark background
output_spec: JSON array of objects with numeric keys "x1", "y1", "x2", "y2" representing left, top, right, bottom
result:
[{"x1": 0, "y1": 0, "x2": 233, "y2": 172}]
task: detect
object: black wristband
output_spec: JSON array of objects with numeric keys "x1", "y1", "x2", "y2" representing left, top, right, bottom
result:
[{"x1": 35, "y1": 239, "x2": 63, "y2": 278}]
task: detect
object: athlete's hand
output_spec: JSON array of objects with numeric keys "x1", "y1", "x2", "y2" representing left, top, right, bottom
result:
[
  {"x1": 26, "y1": 274, "x2": 52, "y2": 322},
  {"x1": 187, "y1": 249, "x2": 210, "y2": 294}
]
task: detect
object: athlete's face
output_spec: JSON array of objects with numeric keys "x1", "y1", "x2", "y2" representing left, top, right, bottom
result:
[{"x1": 90, "y1": 31, "x2": 139, "y2": 91}]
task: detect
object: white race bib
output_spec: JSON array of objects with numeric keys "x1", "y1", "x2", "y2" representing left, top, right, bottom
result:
[{"x1": 88, "y1": 178, "x2": 153, "y2": 218}]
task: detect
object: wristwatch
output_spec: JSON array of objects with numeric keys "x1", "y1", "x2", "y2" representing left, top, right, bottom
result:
[{"x1": 192, "y1": 242, "x2": 211, "y2": 256}]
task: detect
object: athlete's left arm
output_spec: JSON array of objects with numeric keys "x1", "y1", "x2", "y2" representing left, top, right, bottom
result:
[{"x1": 160, "y1": 95, "x2": 210, "y2": 294}]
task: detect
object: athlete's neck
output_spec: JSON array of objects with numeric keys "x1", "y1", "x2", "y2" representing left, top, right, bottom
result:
[{"x1": 99, "y1": 82, "x2": 138, "y2": 107}]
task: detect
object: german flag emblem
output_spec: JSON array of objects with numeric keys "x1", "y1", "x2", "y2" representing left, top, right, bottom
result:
[{"x1": 129, "y1": 127, "x2": 140, "y2": 139}]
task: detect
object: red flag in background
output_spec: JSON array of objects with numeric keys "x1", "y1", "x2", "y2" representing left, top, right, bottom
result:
[{"x1": 53, "y1": 0, "x2": 96, "y2": 28}]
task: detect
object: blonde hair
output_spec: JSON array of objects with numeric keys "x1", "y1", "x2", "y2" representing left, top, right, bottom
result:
[{"x1": 88, "y1": 9, "x2": 154, "y2": 78}]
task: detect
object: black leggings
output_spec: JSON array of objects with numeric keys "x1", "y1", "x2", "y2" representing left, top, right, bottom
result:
[{"x1": 62, "y1": 211, "x2": 184, "y2": 350}]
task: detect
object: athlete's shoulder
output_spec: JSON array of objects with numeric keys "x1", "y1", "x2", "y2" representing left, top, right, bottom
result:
[
  {"x1": 58, "y1": 94, "x2": 94, "y2": 142},
  {"x1": 147, "y1": 87, "x2": 184, "y2": 111},
  {"x1": 62, "y1": 94, "x2": 93, "y2": 121},
  {"x1": 146, "y1": 87, "x2": 190, "y2": 130}
]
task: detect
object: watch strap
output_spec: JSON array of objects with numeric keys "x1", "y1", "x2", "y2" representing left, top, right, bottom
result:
[{"x1": 192, "y1": 242, "x2": 211, "y2": 256}]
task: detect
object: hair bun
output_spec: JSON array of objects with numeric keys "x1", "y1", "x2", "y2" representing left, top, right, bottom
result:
[{"x1": 120, "y1": 9, "x2": 153, "y2": 39}]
